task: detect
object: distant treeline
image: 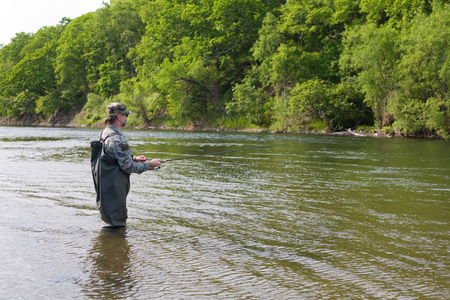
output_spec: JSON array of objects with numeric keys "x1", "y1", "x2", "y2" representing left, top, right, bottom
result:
[{"x1": 0, "y1": 0, "x2": 449, "y2": 138}]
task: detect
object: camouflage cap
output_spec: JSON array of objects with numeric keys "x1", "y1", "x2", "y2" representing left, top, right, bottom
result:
[{"x1": 106, "y1": 102, "x2": 131, "y2": 116}]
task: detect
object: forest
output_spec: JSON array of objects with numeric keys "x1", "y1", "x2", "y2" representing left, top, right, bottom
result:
[{"x1": 0, "y1": 0, "x2": 449, "y2": 138}]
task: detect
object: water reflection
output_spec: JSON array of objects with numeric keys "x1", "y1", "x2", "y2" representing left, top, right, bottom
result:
[{"x1": 83, "y1": 227, "x2": 136, "y2": 299}]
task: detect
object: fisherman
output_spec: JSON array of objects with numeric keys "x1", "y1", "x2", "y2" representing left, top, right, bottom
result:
[{"x1": 92, "y1": 102, "x2": 161, "y2": 227}]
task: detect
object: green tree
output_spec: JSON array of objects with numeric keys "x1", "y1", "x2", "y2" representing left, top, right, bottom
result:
[
  {"x1": 50, "y1": 1, "x2": 144, "y2": 118},
  {"x1": 340, "y1": 23, "x2": 400, "y2": 128},
  {"x1": 95, "y1": 0, "x2": 145, "y2": 99},
  {"x1": 393, "y1": 3, "x2": 450, "y2": 137},
  {"x1": 359, "y1": 0, "x2": 440, "y2": 25},
  {"x1": 231, "y1": 0, "x2": 364, "y2": 130},
  {"x1": 0, "y1": 33, "x2": 35, "y2": 117},
  {"x1": 118, "y1": 78, "x2": 164, "y2": 127},
  {"x1": 288, "y1": 78, "x2": 369, "y2": 132},
  {"x1": 228, "y1": 72, "x2": 270, "y2": 126},
  {"x1": 289, "y1": 79, "x2": 332, "y2": 130},
  {"x1": 53, "y1": 14, "x2": 94, "y2": 115},
  {"x1": 9, "y1": 27, "x2": 61, "y2": 97},
  {"x1": 134, "y1": 0, "x2": 274, "y2": 125},
  {"x1": 81, "y1": 93, "x2": 107, "y2": 125},
  {"x1": 0, "y1": 25, "x2": 65, "y2": 119}
]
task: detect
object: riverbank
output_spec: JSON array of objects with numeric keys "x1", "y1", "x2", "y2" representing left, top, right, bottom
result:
[{"x1": 0, "y1": 116, "x2": 445, "y2": 140}]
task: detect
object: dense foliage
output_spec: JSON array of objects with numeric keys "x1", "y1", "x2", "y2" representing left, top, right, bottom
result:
[{"x1": 0, "y1": 0, "x2": 449, "y2": 138}]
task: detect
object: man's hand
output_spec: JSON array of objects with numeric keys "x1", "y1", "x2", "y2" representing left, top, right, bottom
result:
[
  {"x1": 134, "y1": 155, "x2": 147, "y2": 162},
  {"x1": 149, "y1": 158, "x2": 162, "y2": 168}
]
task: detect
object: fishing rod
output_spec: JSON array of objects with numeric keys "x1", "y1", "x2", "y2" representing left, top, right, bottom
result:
[{"x1": 159, "y1": 142, "x2": 298, "y2": 163}]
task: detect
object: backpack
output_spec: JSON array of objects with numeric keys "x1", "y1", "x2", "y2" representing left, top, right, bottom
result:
[{"x1": 90, "y1": 132, "x2": 118, "y2": 194}]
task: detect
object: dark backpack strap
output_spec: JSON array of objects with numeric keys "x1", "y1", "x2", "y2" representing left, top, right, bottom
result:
[{"x1": 99, "y1": 129, "x2": 106, "y2": 142}]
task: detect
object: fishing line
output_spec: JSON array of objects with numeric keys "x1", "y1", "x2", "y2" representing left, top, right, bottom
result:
[{"x1": 159, "y1": 142, "x2": 298, "y2": 163}]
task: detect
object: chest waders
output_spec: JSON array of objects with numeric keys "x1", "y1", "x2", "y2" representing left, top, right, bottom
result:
[{"x1": 91, "y1": 133, "x2": 130, "y2": 227}]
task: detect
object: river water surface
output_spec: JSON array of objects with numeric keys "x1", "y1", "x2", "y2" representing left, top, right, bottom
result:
[{"x1": 0, "y1": 126, "x2": 448, "y2": 299}]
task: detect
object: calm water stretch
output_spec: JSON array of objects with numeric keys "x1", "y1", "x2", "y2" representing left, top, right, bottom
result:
[{"x1": 0, "y1": 126, "x2": 448, "y2": 299}]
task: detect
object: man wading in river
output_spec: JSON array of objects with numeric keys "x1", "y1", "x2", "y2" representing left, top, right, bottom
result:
[{"x1": 91, "y1": 102, "x2": 161, "y2": 227}]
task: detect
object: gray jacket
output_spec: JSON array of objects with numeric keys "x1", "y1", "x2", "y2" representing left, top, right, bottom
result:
[{"x1": 101, "y1": 125, "x2": 151, "y2": 173}]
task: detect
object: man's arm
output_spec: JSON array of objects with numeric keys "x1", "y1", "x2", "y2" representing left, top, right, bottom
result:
[{"x1": 107, "y1": 136, "x2": 151, "y2": 174}]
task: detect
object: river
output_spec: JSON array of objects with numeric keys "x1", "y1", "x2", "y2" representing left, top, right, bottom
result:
[{"x1": 0, "y1": 126, "x2": 448, "y2": 299}]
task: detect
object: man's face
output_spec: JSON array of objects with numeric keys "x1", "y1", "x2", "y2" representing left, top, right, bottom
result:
[{"x1": 120, "y1": 114, "x2": 128, "y2": 127}]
